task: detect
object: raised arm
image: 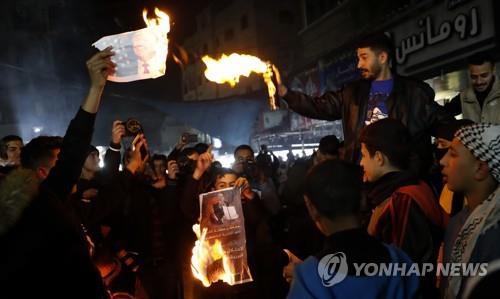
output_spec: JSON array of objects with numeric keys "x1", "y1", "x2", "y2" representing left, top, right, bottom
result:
[
  {"x1": 44, "y1": 48, "x2": 115, "y2": 200},
  {"x1": 273, "y1": 65, "x2": 343, "y2": 121}
]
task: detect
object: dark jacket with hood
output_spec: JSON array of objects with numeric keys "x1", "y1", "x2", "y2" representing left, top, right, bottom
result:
[
  {"x1": 0, "y1": 109, "x2": 107, "y2": 299},
  {"x1": 366, "y1": 171, "x2": 448, "y2": 298},
  {"x1": 283, "y1": 76, "x2": 454, "y2": 167}
]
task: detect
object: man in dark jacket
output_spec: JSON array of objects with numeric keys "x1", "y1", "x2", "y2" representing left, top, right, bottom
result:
[
  {"x1": 274, "y1": 34, "x2": 453, "y2": 172},
  {"x1": 101, "y1": 135, "x2": 182, "y2": 299},
  {"x1": 180, "y1": 151, "x2": 288, "y2": 299},
  {"x1": 360, "y1": 119, "x2": 448, "y2": 297},
  {"x1": 0, "y1": 48, "x2": 115, "y2": 298},
  {"x1": 70, "y1": 121, "x2": 123, "y2": 240}
]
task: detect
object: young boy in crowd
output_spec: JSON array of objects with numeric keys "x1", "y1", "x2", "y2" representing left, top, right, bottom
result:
[
  {"x1": 182, "y1": 149, "x2": 288, "y2": 299},
  {"x1": 433, "y1": 119, "x2": 474, "y2": 216},
  {"x1": 359, "y1": 118, "x2": 448, "y2": 297},
  {"x1": 440, "y1": 123, "x2": 500, "y2": 298},
  {"x1": 287, "y1": 160, "x2": 419, "y2": 299},
  {"x1": 0, "y1": 48, "x2": 115, "y2": 298}
]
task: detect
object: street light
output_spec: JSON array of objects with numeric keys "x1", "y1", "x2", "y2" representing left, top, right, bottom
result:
[
  {"x1": 32, "y1": 126, "x2": 43, "y2": 134},
  {"x1": 213, "y1": 137, "x2": 222, "y2": 149}
]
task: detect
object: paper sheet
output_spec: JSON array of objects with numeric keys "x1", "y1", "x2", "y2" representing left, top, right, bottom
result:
[{"x1": 93, "y1": 27, "x2": 168, "y2": 82}]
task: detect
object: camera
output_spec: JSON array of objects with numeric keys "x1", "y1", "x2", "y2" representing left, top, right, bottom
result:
[
  {"x1": 181, "y1": 133, "x2": 198, "y2": 144},
  {"x1": 176, "y1": 153, "x2": 196, "y2": 177},
  {"x1": 122, "y1": 118, "x2": 143, "y2": 137},
  {"x1": 122, "y1": 118, "x2": 148, "y2": 160}
]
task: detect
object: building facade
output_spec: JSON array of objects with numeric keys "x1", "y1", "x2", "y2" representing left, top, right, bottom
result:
[{"x1": 251, "y1": 0, "x2": 500, "y2": 156}]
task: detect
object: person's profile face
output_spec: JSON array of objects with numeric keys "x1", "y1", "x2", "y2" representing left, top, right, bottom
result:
[
  {"x1": 357, "y1": 47, "x2": 383, "y2": 80},
  {"x1": 359, "y1": 143, "x2": 380, "y2": 183},
  {"x1": 83, "y1": 151, "x2": 100, "y2": 172},
  {"x1": 37, "y1": 148, "x2": 60, "y2": 180},
  {"x1": 439, "y1": 138, "x2": 476, "y2": 192}
]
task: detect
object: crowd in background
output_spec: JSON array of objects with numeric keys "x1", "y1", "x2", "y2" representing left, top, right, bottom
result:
[{"x1": 0, "y1": 35, "x2": 500, "y2": 299}]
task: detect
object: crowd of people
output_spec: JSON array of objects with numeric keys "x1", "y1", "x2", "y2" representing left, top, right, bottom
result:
[{"x1": 0, "y1": 34, "x2": 499, "y2": 299}]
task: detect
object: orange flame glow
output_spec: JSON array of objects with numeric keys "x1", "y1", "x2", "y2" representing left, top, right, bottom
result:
[
  {"x1": 143, "y1": 8, "x2": 170, "y2": 34},
  {"x1": 202, "y1": 53, "x2": 278, "y2": 110},
  {"x1": 191, "y1": 224, "x2": 234, "y2": 287},
  {"x1": 138, "y1": 7, "x2": 170, "y2": 74}
]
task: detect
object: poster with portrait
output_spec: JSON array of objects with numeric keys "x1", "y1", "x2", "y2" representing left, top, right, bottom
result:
[
  {"x1": 198, "y1": 187, "x2": 253, "y2": 285},
  {"x1": 92, "y1": 27, "x2": 168, "y2": 82}
]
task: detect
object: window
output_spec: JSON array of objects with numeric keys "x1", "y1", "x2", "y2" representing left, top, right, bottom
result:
[
  {"x1": 241, "y1": 14, "x2": 248, "y2": 30},
  {"x1": 224, "y1": 28, "x2": 234, "y2": 41}
]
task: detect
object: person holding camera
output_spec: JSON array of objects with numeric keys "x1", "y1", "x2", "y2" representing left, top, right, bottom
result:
[
  {"x1": 233, "y1": 144, "x2": 281, "y2": 216},
  {"x1": 98, "y1": 133, "x2": 182, "y2": 299}
]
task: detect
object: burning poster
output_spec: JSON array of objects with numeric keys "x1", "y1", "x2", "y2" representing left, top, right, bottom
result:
[
  {"x1": 191, "y1": 187, "x2": 253, "y2": 287},
  {"x1": 202, "y1": 53, "x2": 279, "y2": 110},
  {"x1": 92, "y1": 8, "x2": 170, "y2": 82}
]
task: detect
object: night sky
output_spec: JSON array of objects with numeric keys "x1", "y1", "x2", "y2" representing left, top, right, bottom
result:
[{"x1": 1, "y1": 0, "x2": 218, "y2": 147}]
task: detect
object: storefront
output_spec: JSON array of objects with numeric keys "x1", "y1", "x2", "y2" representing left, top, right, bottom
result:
[
  {"x1": 250, "y1": 0, "x2": 500, "y2": 157},
  {"x1": 390, "y1": 0, "x2": 500, "y2": 105}
]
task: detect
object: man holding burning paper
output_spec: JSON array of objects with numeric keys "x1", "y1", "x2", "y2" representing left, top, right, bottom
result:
[
  {"x1": 180, "y1": 149, "x2": 288, "y2": 299},
  {"x1": 273, "y1": 33, "x2": 453, "y2": 176}
]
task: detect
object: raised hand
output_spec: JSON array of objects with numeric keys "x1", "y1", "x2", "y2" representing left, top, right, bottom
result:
[{"x1": 86, "y1": 47, "x2": 116, "y2": 90}]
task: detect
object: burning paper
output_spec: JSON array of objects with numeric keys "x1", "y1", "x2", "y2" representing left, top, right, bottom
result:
[
  {"x1": 191, "y1": 188, "x2": 253, "y2": 287},
  {"x1": 92, "y1": 8, "x2": 170, "y2": 82},
  {"x1": 202, "y1": 53, "x2": 279, "y2": 110}
]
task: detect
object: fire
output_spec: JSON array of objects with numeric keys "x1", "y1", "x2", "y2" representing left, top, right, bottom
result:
[
  {"x1": 140, "y1": 7, "x2": 170, "y2": 73},
  {"x1": 142, "y1": 7, "x2": 170, "y2": 35},
  {"x1": 191, "y1": 224, "x2": 234, "y2": 287},
  {"x1": 202, "y1": 53, "x2": 278, "y2": 110}
]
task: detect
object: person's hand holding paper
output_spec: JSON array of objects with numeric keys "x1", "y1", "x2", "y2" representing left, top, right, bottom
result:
[{"x1": 92, "y1": 8, "x2": 170, "y2": 82}]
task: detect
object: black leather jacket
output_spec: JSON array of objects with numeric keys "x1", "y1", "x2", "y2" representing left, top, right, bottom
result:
[{"x1": 283, "y1": 75, "x2": 454, "y2": 163}]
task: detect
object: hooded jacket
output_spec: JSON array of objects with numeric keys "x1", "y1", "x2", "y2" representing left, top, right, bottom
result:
[{"x1": 283, "y1": 76, "x2": 453, "y2": 165}]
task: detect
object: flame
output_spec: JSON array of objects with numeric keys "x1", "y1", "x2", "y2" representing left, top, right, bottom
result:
[
  {"x1": 202, "y1": 53, "x2": 278, "y2": 110},
  {"x1": 191, "y1": 224, "x2": 234, "y2": 287},
  {"x1": 143, "y1": 8, "x2": 170, "y2": 34},
  {"x1": 139, "y1": 7, "x2": 170, "y2": 74}
]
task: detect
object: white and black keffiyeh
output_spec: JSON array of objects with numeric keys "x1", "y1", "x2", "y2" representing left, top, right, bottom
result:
[
  {"x1": 446, "y1": 124, "x2": 500, "y2": 298},
  {"x1": 455, "y1": 123, "x2": 500, "y2": 182}
]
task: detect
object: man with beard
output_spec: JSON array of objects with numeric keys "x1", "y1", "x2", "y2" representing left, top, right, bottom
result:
[
  {"x1": 274, "y1": 33, "x2": 453, "y2": 175},
  {"x1": 444, "y1": 53, "x2": 500, "y2": 124}
]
